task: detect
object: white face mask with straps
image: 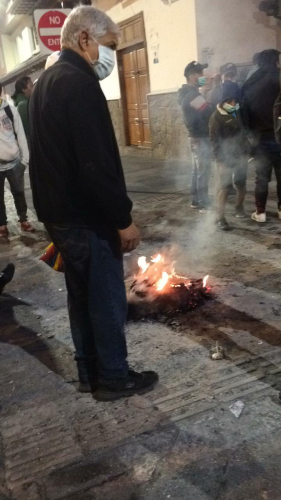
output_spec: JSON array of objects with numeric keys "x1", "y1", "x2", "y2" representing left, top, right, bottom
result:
[{"x1": 86, "y1": 43, "x2": 115, "y2": 81}]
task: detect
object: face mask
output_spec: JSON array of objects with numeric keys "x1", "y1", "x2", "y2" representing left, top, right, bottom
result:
[
  {"x1": 198, "y1": 76, "x2": 206, "y2": 87},
  {"x1": 87, "y1": 44, "x2": 115, "y2": 80},
  {"x1": 223, "y1": 102, "x2": 238, "y2": 113}
]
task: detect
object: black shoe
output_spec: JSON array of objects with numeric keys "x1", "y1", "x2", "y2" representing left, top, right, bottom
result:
[
  {"x1": 191, "y1": 201, "x2": 200, "y2": 209},
  {"x1": 0, "y1": 264, "x2": 15, "y2": 294},
  {"x1": 217, "y1": 218, "x2": 231, "y2": 231},
  {"x1": 235, "y1": 206, "x2": 246, "y2": 219},
  {"x1": 78, "y1": 381, "x2": 99, "y2": 393},
  {"x1": 94, "y1": 369, "x2": 159, "y2": 402}
]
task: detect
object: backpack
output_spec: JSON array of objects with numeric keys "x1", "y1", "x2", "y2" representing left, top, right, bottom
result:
[{"x1": 4, "y1": 105, "x2": 17, "y2": 140}]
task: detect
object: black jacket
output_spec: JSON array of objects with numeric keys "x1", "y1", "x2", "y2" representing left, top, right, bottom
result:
[
  {"x1": 29, "y1": 49, "x2": 132, "y2": 229},
  {"x1": 209, "y1": 106, "x2": 249, "y2": 163},
  {"x1": 178, "y1": 84, "x2": 213, "y2": 138},
  {"x1": 241, "y1": 68, "x2": 280, "y2": 142},
  {"x1": 274, "y1": 93, "x2": 281, "y2": 144}
]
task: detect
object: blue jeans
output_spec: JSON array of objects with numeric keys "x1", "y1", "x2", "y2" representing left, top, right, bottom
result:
[
  {"x1": 189, "y1": 138, "x2": 211, "y2": 206},
  {"x1": 45, "y1": 225, "x2": 129, "y2": 383}
]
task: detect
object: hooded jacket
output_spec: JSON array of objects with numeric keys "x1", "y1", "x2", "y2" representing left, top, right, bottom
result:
[
  {"x1": 29, "y1": 48, "x2": 133, "y2": 229},
  {"x1": 13, "y1": 93, "x2": 29, "y2": 143},
  {"x1": 0, "y1": 98, "x2": 29, "y2": 171},
  {"x1": 209, "y1": 105, "x2": 249, "y2": 163},
  {"x1": 241, "y1": 68, "x2": 280, "y2": 141},
  {"x1": 178, "y1": 84, "x2": 212, "y2": 138}
]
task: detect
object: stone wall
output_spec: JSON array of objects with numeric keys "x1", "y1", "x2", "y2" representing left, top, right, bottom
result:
[{"x1": 107, "y1": 91, "x2": 189, "y2": 160}]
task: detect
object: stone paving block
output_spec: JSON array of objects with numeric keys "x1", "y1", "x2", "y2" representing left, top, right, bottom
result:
[{"x1": 44, "y1": 450, "x2": 129, "y2": 500}]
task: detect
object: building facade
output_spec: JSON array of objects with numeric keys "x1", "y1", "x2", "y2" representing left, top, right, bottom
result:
[
  {"x1": 1, "y1": 0, "x2": 280, "y2": 160},
  {"x1": 94, "y1": 0, "x2": 281, "y2": 160}
]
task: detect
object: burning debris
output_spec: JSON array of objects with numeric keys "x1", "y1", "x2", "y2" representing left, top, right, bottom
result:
[{"x1": 127, "y1": 254, "x2": 212, "y2": 319}]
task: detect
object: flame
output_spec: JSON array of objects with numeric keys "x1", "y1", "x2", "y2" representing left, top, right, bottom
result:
[
  {"x1": 203, "y1": 275, "x2": 209, "y2": 288},
  {"x1": 151, "y1": 254, "x2": 162, "y2": 263},
  {"x1": 137, "y1": 254, "x2": 210, "y2": 293},
  {"x1": 156, "y1": 272, "x2": 169, "y2": 291},
  {"x1": 138, "y1": 256, "x2": 149, "y2": 274}
]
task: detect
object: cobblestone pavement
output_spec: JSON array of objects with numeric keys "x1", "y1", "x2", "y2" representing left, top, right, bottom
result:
[{"x1": 1, "y1": 159, "x2": 281, "y2": 499}]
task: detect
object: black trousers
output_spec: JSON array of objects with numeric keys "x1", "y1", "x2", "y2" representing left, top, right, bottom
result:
[
  {"x1": 0, "y1": 162, "x2": 28, "y2": 226},
  {"x1": 254, "y1": 141, "x2": 281, "y2": 214}
]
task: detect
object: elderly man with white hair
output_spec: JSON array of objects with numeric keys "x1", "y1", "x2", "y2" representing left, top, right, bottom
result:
[{"x1": 29, "y1": 6, "x2": 158, "y2": 401}]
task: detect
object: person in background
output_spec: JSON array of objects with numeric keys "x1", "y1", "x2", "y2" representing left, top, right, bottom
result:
[
  {"x1": 241, "y1": 49, "x2": 281, "y2": 222},
  {"x1": 0, "y1": 263, "x2": 15, "y2": 295},
  {"x1": 29, "y1": 6, "x2": 158, "y2": 401},
  {"x1": 12, "y1": 76, "x2": 34, "y2": 144},
  {"x1": 208, "y1": 63, "x2": 240, "y2": 111},
  {"x1": 246, "y1": 52, "x2": 260, "y2": 80},
  {"x1": 209, "y1": 83, "x2": 249, "y2": 231},
  {"x1": 178, "y1": 61, "x2": 213, "y2": 211},
  {"x1": 0, "y1": 83, "x2": 34, "y2": 238}
]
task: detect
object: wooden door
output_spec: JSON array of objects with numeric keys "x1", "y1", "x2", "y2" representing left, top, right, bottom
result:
[{"x1": 122, "y1": 46, "x2": 151, "y2": 147}]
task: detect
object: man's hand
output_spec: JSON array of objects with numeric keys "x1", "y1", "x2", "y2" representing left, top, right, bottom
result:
[{"x1": 118, "y1": 223, "x2": 140, "y2": 253}]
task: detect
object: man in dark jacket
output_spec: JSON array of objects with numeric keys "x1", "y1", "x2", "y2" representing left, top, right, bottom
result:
[
  {"x1": 241, "y1": 49, "x2": 281, "y2": 222},
  {"x1": 178, "y1": 61, "x2": 213, "y2": 211},
  {"x1": 209, "y1": 82, "x2": 249, "y2": 231},
  {"x1": 29, "y1": 6, "x2": 158, "y2": 402}
]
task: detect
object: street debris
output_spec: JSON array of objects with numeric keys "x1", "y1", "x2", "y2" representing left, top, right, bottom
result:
[
  {"x1": 210, "y1": 341, "x2": 224, "y2": 360},
  {"x1": 229, "y1": 400, "x2": 245, "y2": 418}
]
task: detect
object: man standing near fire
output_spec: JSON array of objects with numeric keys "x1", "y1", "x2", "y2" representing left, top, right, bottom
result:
[
  {"x1": 178, "y1": 61, "x2": 213, "y2": 212},
  {"x1": 29, "y1": 6, "x2": 158, "y2": 401}
]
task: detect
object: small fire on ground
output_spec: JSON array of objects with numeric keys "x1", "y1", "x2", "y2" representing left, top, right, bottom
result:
[{"x1": 127, "y1": 254, "x2": 212, "y2": 318}]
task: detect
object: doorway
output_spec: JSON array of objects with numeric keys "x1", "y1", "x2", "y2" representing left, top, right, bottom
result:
[{"x1": 118, "y1": 13, "x2": 151, "y2": 148}]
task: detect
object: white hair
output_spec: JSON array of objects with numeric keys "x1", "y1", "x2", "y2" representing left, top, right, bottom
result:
[{"x1": 61, "y1": 6, "x2": 118, "y2": 47}]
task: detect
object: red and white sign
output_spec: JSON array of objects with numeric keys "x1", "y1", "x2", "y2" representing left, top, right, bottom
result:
[{"x1": 34, "y1": 9, "x2": 71, "y2": 55}]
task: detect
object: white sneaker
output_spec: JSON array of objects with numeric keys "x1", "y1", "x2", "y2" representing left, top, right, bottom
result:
[{"x1": 251, "y1": 212, "x2": 266, "y2": 223}]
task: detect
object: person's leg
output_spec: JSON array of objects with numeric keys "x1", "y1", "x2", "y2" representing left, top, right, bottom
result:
[
  {"x1": 233, "y1": 159, "x2": 247, "y2": 215},
  {"x1": 189, "y1": 139, "x2": 199, "y2": 206},
  {"x1": 254, "y1": 150, "x2": 272, "y2": 214},
  {"x1": 87, "y1": 229, "x2": 129, "y2": 382},
  {"x1": 0, "y1": 171, "x2": 8, "y2": 230},
  {"x1": 46, "y1": 225, "x2": 158, "y2": 400},
  {"x1": 46, "y1": 225, "x2": 99, "y2": 388},
  {"x1": 216, "y1": 162, "x2": 231, "y2": 229},
  {"x1": 271, "y1": 152, "x2": 281, "y2": 212},
  {"x1": 6, "y1": 163, "x2": 28, "y2": 223},
  {"x1": 196, "y1": 138, "x2": 212, "y2": 207},
  {"x1": 217, "y1": 188, "x2": 229, "y2": 219}
]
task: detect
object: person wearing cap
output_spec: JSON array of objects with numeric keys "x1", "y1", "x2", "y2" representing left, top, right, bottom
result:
[
  {"x1": 178, "y1": 61, "x2": 213, "y2": 211},
  {"x1": 209, "y1": 82, "x2": 249, "y2": 231},
  {"x1": 208, "y1": 63, "x2": 240, "y2": 111},
  {"x1": 241, "y1": 49, "x2": 281, "y2": 222}
]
